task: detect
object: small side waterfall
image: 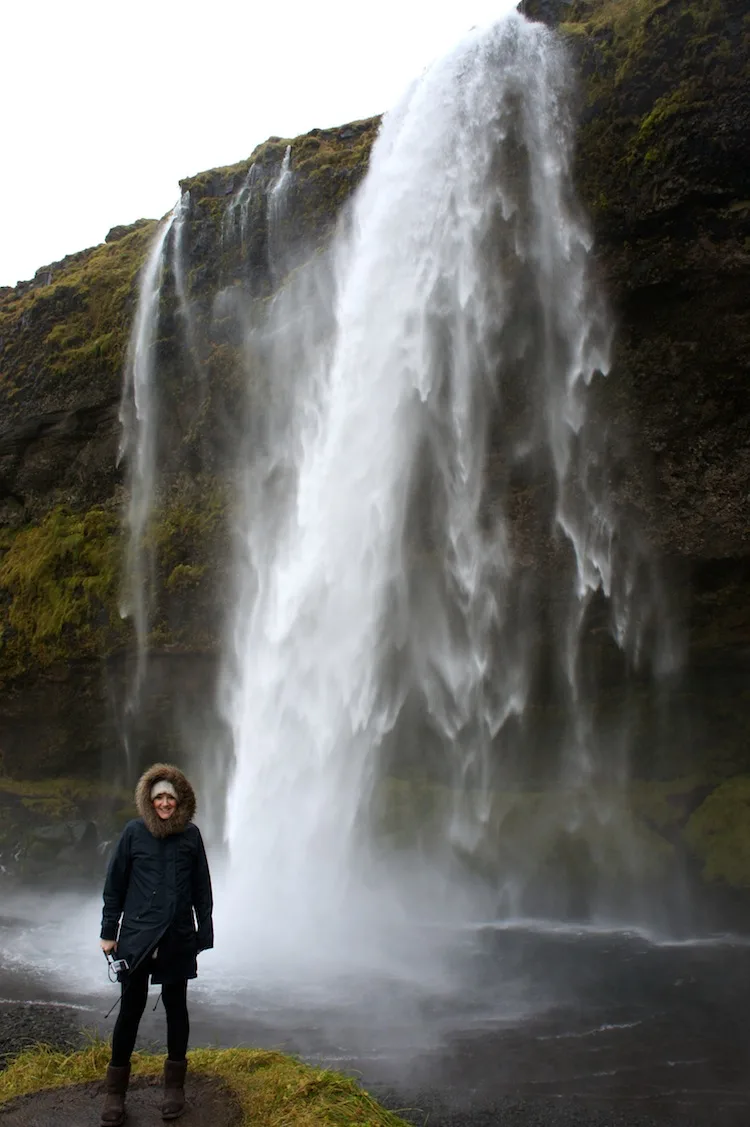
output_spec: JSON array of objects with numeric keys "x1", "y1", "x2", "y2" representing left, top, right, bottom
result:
[
  {"x1": 218, "y1": 12, "x2": 681, "y2": 970},
  {"x1": 118, "y1": 149, "x2": 296, "y2": 771},
  {"x1": 173, "y1": 191, "x2": 199, "y2": 369},
  {"x1": 222, "y1": 164, "x2": 262, "y2": 260},
  {"x1": 267, "y1": 145, "x2": 293, "y2": 283},
  {"x1": 118, "y1": 199, "x2": 188, "y2": 741},
  {"x1": 118, "y1": 210, "x2": 176, "y2": 712}
]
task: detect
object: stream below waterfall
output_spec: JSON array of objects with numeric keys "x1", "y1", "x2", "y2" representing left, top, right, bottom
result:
[{"x1": 1, "y1": 892, "x2": 748, "y2": 1125}]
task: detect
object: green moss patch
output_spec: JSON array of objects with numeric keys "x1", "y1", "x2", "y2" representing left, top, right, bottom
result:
[
  {"x1": 0, "y1": 777, "x2": 134, "y2": 876},
  {"x1": 0, "y1": 221, "x2": 157, "y2": 401},
  {"x1": 145, "y1": 478, "x2": 230, "y2": 650},
  {"x1": 0, "y1": 480, "x2": 232, "y2": 678},
  {"x1": 292, "y1": 119, "x2": 379, "y2": 179},
  {"x1": 149, "y1": 482, "x2": 227, "y2": 578},
  {"x1": 629, "y1": 775, "x2": 709, "y2": 830},
  {"x1": 0, "y1": 505, "x2": 125, "y2": 679},
  {"x1": 0, "y1": 776, "x2": 130, "y2": 818},
  {"x1": 684, "y1": 776, "x2": 750, "y2": 887},
  {"x1": 0, "y1": 1043, "x2": 410, "y2": 1127},
  {"x1": 374, "y1": 778, "x2": 677, "y2": 886}
]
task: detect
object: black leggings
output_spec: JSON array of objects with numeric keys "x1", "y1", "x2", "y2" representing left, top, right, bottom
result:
[{"x1": 111, "y1": 961, "x2": 189, "y2": 1067}]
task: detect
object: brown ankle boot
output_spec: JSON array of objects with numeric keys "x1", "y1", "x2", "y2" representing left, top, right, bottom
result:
[
  {"x1": 161, "y1": 1057, "x2": 188, "y2": 1120},
  {"x1": 100, "y1": 1063, "x2": 130, "y2": 1126}
]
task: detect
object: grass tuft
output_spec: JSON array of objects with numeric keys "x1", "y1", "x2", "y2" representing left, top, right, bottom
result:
[{"x1": 0, "y1": 1041, "x2": 413, "y2": 1126}]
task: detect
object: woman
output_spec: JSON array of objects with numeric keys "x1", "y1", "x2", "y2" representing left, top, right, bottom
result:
[{"x1": 99, "y1": 763, "x2": 214, "y2": 1126}]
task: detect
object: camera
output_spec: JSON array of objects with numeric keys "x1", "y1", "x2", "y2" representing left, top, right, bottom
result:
[{"x1": 104, "y1": 950, "x2": 130, "y2": 980}]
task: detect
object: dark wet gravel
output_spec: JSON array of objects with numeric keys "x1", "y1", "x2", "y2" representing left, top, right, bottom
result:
[{"x1": 0, "y1": 1003, "x2": 83, "y2": 1069}]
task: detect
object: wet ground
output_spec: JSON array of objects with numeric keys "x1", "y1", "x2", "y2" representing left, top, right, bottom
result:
[
  {"x1": 0, "y1": 1074, "x2": 242, "y2": 1127},
  {"x1": 1, "y1": 894, "x2": 749, "y2": 1126}
]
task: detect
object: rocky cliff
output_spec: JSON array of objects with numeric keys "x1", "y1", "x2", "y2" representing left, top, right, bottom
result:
[{"x1": 0, "y1": 0, "x2": 748, "y2": 894}]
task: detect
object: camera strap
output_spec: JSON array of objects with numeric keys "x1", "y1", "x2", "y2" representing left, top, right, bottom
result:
[
  {"x1": 104, "y1": 993, "x2": 122, "y2": 1020},
  {"x1": 102, "y1": 942, "x2": 160, "y2": 1019},
  {"x1": 103, "y1": 949, "x2": 135, "y2": 1018},
  {"x1": 104, "y1": 952, "x2": 120, "y2": 984}
]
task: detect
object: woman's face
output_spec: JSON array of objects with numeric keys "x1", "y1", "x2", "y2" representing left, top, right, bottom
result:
[{"x1": 153, "y1": 793, "x2": 178, "y2": 821}]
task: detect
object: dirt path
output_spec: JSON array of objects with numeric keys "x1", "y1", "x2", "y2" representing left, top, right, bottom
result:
[{"x1": 0, "y1": 1074, "x2": 242, "y2": 1126}]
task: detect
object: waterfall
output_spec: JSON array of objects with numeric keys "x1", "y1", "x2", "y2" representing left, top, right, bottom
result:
[
  {"x1": 216, "y1": 11, "x2": 680, "y2": 972},
  {"x1": 119, "y1": 202, "x2": 185, "y2": 742},
  {"x1": 267, "y1": 145, "x2": 293, "y2": 283},
  {"x1": 173, "y1": 191, "x2": 199, "y2": 368},
  {"x1": 119, "y1": 211, "x2": 174, "y2": 703},
  {"x1": 222, "y1": 163, "x2": 262, "y2": 257}
]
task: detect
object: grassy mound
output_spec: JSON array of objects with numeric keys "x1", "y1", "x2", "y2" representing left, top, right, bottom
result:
[{"x1": 0, "y1": 1042, "x2": 411, "y2": 1127}]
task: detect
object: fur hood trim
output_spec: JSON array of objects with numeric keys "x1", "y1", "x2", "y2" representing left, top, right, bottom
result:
[{"x1": 135, "y1": 763, "x2": 196, "y2": 838}]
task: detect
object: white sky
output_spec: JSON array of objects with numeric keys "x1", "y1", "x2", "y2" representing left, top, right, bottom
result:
[{"x1": 1, "y1": 0, "x2": 517, "y2": 288}]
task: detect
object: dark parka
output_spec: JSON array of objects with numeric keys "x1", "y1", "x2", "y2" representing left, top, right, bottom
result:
[{"x1": 100, "y1": 763, "x2": 214, "y2": 984}]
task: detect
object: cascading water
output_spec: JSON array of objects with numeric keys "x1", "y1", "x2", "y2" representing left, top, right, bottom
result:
[
  {"x1": 119, "y1": 198, "x2": 191, "y2": 751},
  {"x1": 118, "y1": 208, "x2": 177, "y2": 720},
  {"x1": 267, "y1": 145, "x2": 293, "y2": 283},
  {"x1": 117, "y1": 148, "x2": 295, "y2": 773},
  {"x1": 222, "y1": 164, "x2": 262, "y2": 260},
  {"x1": 173, "y1": 191, "x2": 200, "y2": 369},
  {"x1": 218, "y1": 10, "x2": 681, "y2": 975}
]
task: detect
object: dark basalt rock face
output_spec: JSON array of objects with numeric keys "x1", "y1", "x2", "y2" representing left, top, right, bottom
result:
[
  {"x1": 561, "y1": 4, "x2": 750, "y2": 796},
  {"x1": 568, "y1": 0, "x2": 750, "y2": 553},
  {"x1": 0, "y1": 3, "x2": 747, "y2": 888}
]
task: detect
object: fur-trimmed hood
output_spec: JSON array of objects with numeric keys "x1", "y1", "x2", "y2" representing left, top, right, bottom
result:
[{"x1": 135, "y1": 763, "x2": 196, "y2": 839}]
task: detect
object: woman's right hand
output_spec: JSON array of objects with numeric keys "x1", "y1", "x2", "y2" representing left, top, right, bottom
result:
[{"x1": 100, "y1": 939, "x2": 117, "y2": 955}]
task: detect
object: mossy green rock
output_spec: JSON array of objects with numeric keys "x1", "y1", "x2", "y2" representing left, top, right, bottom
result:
[
  {"x1": 376, "y1": 772, "x2": 750, "y2": 897},
  {"x1": 0, "y1": 222, "x2": 158, "y2": 523},
  {"x1": 0, "y1": 505, "x2": 123, "y2": 676},
  {"x1": 685, "y1": 776, "x2": 750, "y2": 887},
  {"x1": 0, "y1": 776, "x2": 135, "y2": 880}
]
